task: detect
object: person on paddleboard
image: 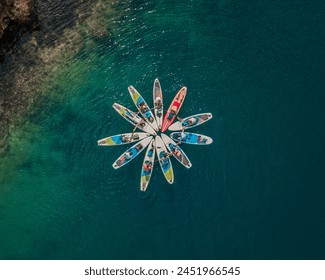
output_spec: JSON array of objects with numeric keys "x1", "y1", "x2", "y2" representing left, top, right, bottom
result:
[
  {"x1": 173, "y1": 150, "x2": 181, "y2": 157},
  {"x1": 139, "y1": 102, "x2": 149, "y2": 113},
  {"x1": 121, "y1": 135, "x2": 130, "y2": 142},
  {"x1": 167, "y1": 97, "x2": 180, "y2": 120},
  {"x1": 129, "y1": 113, "x2": 144, "y2": 127},
  {"x1": 167, "y1": 95, "x2": 185, "y2": 122},
  {"x1": 134, "y1": 118, "x2": 145, "y2": 128},
  {"x1": 143, "y1": 162, "x2": 152, "y2": 172},
  {"x1": 187, "y1": 117, "x2": 197, "y2": 126},
  {"x1": 168, "y1": 107, "x2": 177, "y2": 120},
  {"x1": 119, "y1": 151, "x2": 132, "y2": 165},
  {"x1": 169, "y1": 143, "x2": 181, "y2": 157},
  {"x1": 159, "y1": 151, "x2": 171, "y2": 165},
  {"x1": 178, "y1": 127, "x2": 186, "y2": 141},
  {"x1": 154, "y1": 96, "x2": 162, "y2": 109},
  {"x1": 197, "y1": 135, "x2": 207, "y2": 144},
  {"x1": 138, "y1": 103, "x2": 154, "y2": 123},
  {"x1": 125, "y1": 151, "x2": 133, "y2": 160}
]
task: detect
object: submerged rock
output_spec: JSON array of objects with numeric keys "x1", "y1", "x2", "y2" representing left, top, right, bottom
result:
[
  {"x1": 0, "y1": 0, "x2": 38, "y2": 62},
  {"x1": 12, "y1": 0, "x2": 32, "y2": 21},
  {"x1": 0, "y1": 0, "x2": 118, "y2": 157}
]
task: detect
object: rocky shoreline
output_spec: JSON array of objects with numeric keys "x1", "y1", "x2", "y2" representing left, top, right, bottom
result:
[
  {"x1": 0, "y1": 0, "x2": 116, "y2": 157},
  {"x1": 0, "y1": 0, "x2": 38, "y2": 62},
  {"x1": 0, "y1": 0, "x2": 40, "y2": 156},
  {"x1": 0, "y1": 0, "x2": 38, "y2": 154}
]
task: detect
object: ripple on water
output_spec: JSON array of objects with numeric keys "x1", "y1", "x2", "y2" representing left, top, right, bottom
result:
[{"x1": 1, "y1": 0, "x2": 236, "y2": 260}]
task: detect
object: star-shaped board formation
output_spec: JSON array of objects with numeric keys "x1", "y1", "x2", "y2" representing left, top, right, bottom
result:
[{"x1": 97, "y1": 79, "x2": 213, "y2": 191}]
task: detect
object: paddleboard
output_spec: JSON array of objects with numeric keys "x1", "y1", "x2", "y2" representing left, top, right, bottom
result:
[
  {"x1": 155, "y1": 135, "x2": 174, "y2": 184},
  {"x1": 161, "y1": 133, "x2": 192, "y2": 168},
  {"x1": 140, "y1": 138, "x2": 156, "y2": 191},
  {"x1": 153, "y1": 78, "x2": 163, "y2": 130},
  {"x1": 128, "y1": 85, "x2": 158, "y2": 131},
  {"x1": 161, "y1": 86, "x2": 187, "y2": 132},
  {"x1": 112, "y1": 103, "x2": 156, "y2": 135},
  {"x1": 97, "y1": 132, "x2": 150, "y2": 146},
  {"x1": 112, "y1": 136, "x2": 153, "y2": 169},
  {"x1": 168, "y1": 113, "x2": 213, "y2": 131},
  {"x1": 170, "y1": 132, "x2": 213, "y2": 145}
]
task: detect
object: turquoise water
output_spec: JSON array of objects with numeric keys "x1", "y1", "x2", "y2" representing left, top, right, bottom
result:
[{"x1": 0, "y1": 0, "x2": 324, "y2": 259}]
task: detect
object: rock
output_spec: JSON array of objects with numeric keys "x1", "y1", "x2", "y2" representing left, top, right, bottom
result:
[
  {"x1": 0, "y1": 0, "x2": 117, "y2": 156},
  {"x1": 0, "y1": 0, "x2": 38, "y2": 62},
  {"x1": 12, "y1": 0, "x2": 32, "y2": 22}
]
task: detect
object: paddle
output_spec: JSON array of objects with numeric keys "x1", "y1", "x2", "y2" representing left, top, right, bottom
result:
[
  {"x1": 153, "y1": 149, "x2": 173, "y2": 163},
  {"x1": 135, "y1": 106, "x2": 155, "y2": 121},
  {"x1": 129, "y1": 122, "x2": 139, "y2": 142}
]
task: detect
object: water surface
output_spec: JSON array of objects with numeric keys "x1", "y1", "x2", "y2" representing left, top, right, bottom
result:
[{"x1": 0, "y1": 0, "x2": 324, "y2": 259}]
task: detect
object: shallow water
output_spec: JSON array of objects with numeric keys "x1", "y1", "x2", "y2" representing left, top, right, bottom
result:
[{"x1": 0, "y1": 0, "x2": 324, "y2": 259}]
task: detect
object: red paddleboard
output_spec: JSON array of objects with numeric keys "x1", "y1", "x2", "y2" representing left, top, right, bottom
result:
[{"x1": 161, "y1": 86, "x2": 187, "y2": 132}]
